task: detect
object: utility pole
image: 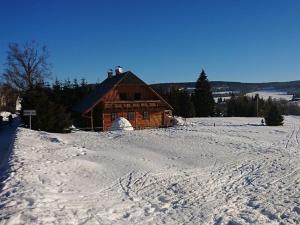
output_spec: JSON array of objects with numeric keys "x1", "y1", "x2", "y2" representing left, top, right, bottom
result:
[
  {"x1": 90, "y1": 109, "x2": 94, "y2": 131},
  {"x1": 256, "y1": 96, "x2": 259, "y2": 117}
]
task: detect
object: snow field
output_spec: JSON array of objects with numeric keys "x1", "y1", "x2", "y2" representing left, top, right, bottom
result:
[
  {"x1": 246, "y1": 91, "x2": 294, "y2": 101},
  {"x1": 0, "y1": 117, "x2": 300, "y2": 224}
]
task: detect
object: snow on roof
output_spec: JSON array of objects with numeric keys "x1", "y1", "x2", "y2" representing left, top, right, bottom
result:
[{"x1": 110, "y1": 117, "x2": 134, "y2": 131}]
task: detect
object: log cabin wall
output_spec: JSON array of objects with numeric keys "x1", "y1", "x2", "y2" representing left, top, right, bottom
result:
[
  {"x1": 102, "y1": 110, "x2": 163, "y2": 130},
  {"x1": 101, "y1": 83, "x2": 165, "y2": 130}
]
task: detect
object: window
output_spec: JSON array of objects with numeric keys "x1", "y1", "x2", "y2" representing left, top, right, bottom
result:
[
  {"x1": 143, "y1": 111, "x2": 149, "y2": 119},
  {"x1": 134, "y1": 93, "x2": 141, "y2": 100},
  {"x1": 111, "y1": 112, "x2": 118, "y2": 121},
  {"x1": 127, "y1": 112, "x2": 135, "y2": 120},
  {"x1": 119, "y1": 93, "x2": 127, "y2": 100}
]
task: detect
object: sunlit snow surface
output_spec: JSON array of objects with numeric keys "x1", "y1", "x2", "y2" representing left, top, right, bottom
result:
[
  {"x1": 1, "y1": 117, "x2": 300, "y2": 225},
  {"x1": 246, "y1": 91, "x2": 294, "y2": 101}
]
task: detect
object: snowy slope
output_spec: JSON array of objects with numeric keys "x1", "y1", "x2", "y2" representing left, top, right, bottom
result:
[
  {"x1": 1, "y1": 117, "x2": 300, "y2": 225},
  {"x1": 246, "y1": 91, "x2": 294, "y2": 101}
]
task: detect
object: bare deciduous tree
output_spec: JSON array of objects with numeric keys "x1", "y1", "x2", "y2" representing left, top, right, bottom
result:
[{"x1": 2, "y1": 41, "x2": 51, "y2": 91}]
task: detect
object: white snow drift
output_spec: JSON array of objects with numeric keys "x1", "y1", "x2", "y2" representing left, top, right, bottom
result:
[{"x1": 1, "y1": 117, "x2": 300, "y2": 225}]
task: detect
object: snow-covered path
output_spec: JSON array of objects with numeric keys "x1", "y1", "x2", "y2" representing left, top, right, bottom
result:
[{"x1": 0, "y1": 117, "x2": 300, "y2": 225}]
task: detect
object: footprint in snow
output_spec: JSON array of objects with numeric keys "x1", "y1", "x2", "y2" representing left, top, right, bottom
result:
[
  {"x1": 158, "y1": 196, "x2": 169, "y2": 203},
  {"x1": 122, "y1": 212, "x2": 130, "y2": 218},
  {"x1": 24, "y1": 197, "x2": 34, "y2": 207}
]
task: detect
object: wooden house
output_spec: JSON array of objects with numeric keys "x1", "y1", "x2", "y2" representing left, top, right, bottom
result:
[{"x1": 74, "y1": 68, "x2": 173, "y2": 130}]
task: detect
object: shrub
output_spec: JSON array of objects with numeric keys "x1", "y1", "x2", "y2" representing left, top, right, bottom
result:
[{"x1": 264, "y1": 104, "x2": 284, "y2": 126}]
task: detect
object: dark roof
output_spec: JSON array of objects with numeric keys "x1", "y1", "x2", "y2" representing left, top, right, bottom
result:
[
  {"x1": 73, "y1": 72, "x2": 128, "y2": 113},
  {"x1": 73, "y1": 71, "x2": 173, "y2": 114}
]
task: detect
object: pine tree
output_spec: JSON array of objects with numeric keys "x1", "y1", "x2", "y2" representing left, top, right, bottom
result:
[
  {"x1": 226, "y1": 93, "x2": 236, "y2": 116},
  {"x1": 192, "y1": 69, "x2": 215, "y2": 117},
  {"x1": 80, "y1": 78, "x2": 87, "y2": 87},
  {"x1": 53, "y1": 78, "x2": 61, "y2": 92},
  {"x1": 176, "y1": 89, "x2": 195, "y2": 118},
  {"x1": 21, "y1": 86, "x2": 72, "y2": 132},
  {"x1": 264, "y1": 104, "x2": 284, "y2": 126},
  {"x1": 73, "y1": 79, "x2": 79, "y2": 89}
]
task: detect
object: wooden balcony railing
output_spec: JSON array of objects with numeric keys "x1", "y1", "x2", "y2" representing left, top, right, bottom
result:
[{"x1": 104, "y1": 100, "x2": 162, "y2": 110}]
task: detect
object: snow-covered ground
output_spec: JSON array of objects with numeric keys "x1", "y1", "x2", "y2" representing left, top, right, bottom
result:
[
  {"x1": 246, "y1": 91, "x2": 294, "y2": 101},
  {"x1": 1, "y1": 117, "x2": 300, "y2": 225}
]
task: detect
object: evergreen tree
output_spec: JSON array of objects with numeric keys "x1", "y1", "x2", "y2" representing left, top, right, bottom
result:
[
  {"x1": 226, "y1": 93, "x2": 236, "y2": 116},
  {"x1": 264, "y1": 104, "x2": 284, "y2": 126},
  {"x1": 73, "y1": 78, "x2": 79, "y2": 89},
  {"x1": 163, "y1": 86, "x2": 179, "y2": 115},
  {"x1": 80, "y1": 78, "x2": 87, "y2": 87},
  {"x1": 192, "y1": 69, "x2": 215, "y2": 117},
  {"x1": 226, "y1": 94, "x2": 264, "y2": 117},
  {"x1": 21, "y1": 86, "x2": 71, "y2": 132},
  {"x1": 176, "y1": 89, "x2": 195, "y2": 118},
  {"x1": 165, "y1": 87, "x2": 195, "y2": 118},
  {"x1": 217, "y1": 97, "x2": 223, "y2": 104},
  {"x1": 53, "y1": 78, "x2": 61, "y2": 92}
]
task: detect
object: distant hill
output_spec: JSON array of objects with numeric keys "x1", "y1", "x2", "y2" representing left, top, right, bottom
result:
[{"x1": 151, "y1": 80, "x2": 300, "y2": 94}]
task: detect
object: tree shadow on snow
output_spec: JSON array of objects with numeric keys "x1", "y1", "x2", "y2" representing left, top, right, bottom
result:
[{"x1": 0, "y1": 118, "x2": 19, "y2": 209}]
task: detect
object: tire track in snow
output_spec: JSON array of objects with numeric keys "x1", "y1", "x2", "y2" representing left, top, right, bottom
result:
[
  {"x1": 207, "y1": 128, "x2": 300, "y2": 225},
  {"x1": 3, "y1": 118, "x2": 300, "y2": 225},
  {"x1": 23, "y1": 125, "x2": 298, "y2": 225},
  {"x1": 210, "y1": 158, "x2": 298, "y2": 224},
  {"x1": 119, "y1": 171, "x2": 133, "y2": 199},
  {"x1": 269, "y1": 167, "x2": 300, "y2": 185},
  {"x1": 296, "y1": 126, "x2": 300, "y2": 146},
  {"x1": 285, "y1": 125, "x2": 296, "y2": 149}
]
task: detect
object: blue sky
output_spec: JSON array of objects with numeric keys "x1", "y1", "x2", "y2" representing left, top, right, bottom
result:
[{"x1": 1, "y1": 0, "x2": 300, "y2": 84}]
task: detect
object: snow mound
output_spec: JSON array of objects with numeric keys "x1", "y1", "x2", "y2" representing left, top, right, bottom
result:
[
  {"x1": 111, "y1": 117, "x2": 134, "y2": 131},
  {"x1": 174, "y1": 116, "x2": 185, "y2": 126}
]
